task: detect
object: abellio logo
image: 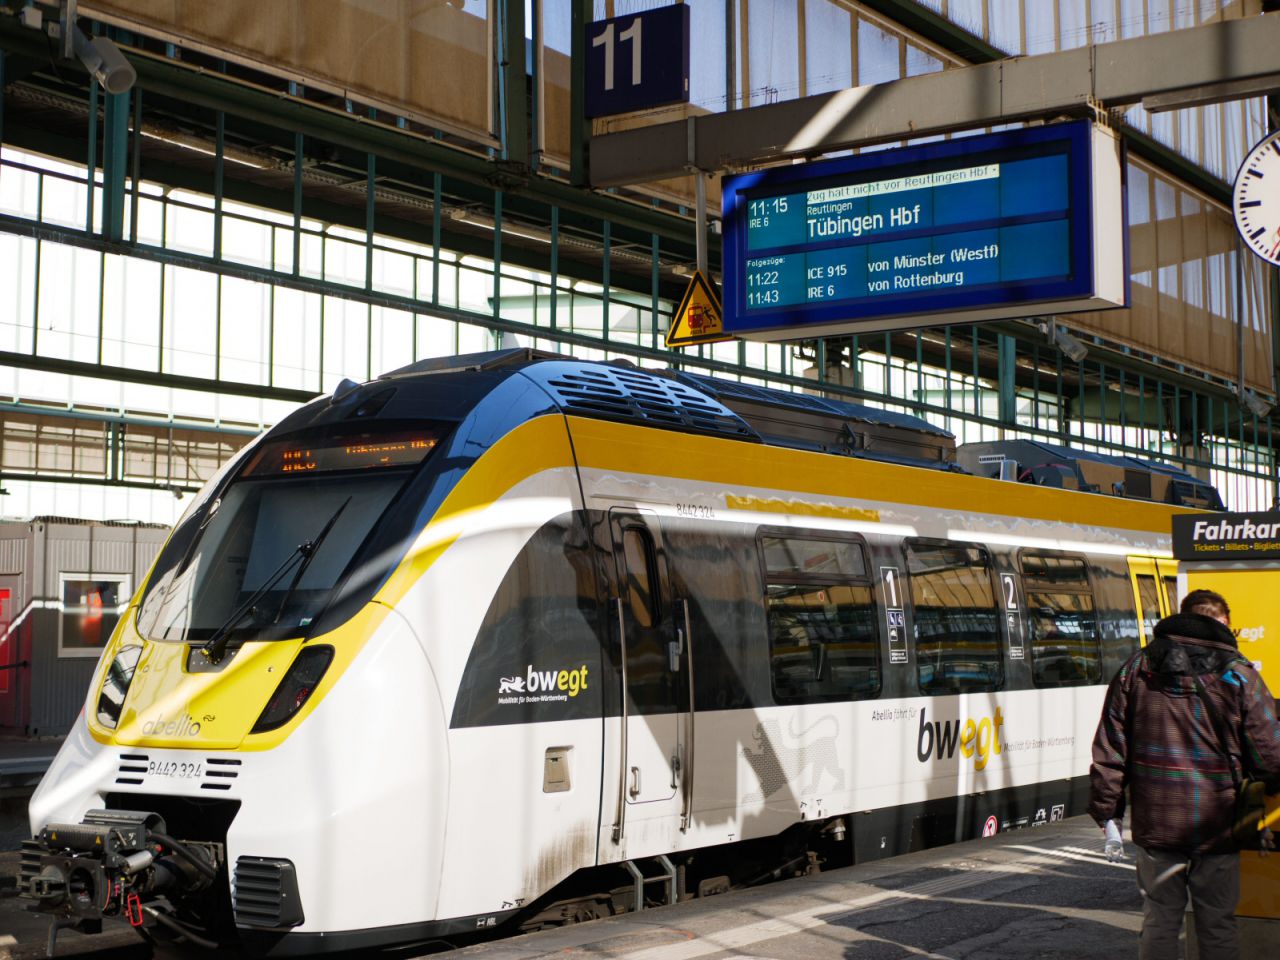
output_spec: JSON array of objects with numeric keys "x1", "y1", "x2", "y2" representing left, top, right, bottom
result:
[
  {"x1": 917, "y1": 706, "x2": 1005, "y2": 771},
  {"x1": 141, "y1": 713, "x2": 202, "y2": 737}
]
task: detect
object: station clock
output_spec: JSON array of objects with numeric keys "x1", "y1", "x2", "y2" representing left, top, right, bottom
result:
[{"x1": 1233, "y1": 130, "x2": 1280, "y2": 267}]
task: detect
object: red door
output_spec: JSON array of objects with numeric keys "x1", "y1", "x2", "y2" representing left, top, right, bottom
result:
[{"x1": 0, "y1": 582, "x2": 28, "y2": 731}]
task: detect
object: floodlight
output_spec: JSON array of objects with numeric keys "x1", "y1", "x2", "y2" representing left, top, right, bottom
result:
[
  {"x1": 71, "y1": 28, "x2": 136, "y2": 96},
  {"x1": 1240, "y1": 388, "x2": 1273, "y2": 419},
  {"x1": 448, "y1": 208, "x2": 551, "y2": 244},
  {"x1": 1042, "y1": 321, "x2": 1088, "y2": 363}
]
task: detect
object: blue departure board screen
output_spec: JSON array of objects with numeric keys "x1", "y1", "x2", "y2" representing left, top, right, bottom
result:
[{"x1": 721, "y1": 122, "x2": 1113, "y2": 339}]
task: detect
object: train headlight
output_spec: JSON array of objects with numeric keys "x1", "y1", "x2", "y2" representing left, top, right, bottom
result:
[
  {"x1": 251, "y1": 645, "x2": 334, "y2": 733},
  {"x1": 96, "y1": 645, "x2": 142, "y2": 729}
]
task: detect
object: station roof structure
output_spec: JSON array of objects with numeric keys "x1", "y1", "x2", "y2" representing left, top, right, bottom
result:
[{"x1": 0, "y1": 1, "x2": 1276, "y2": 520}]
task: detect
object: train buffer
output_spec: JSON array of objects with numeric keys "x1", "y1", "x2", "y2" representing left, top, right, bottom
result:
[{"x1": 454, "y1": 817, "x2": 1155, "y2": 960}]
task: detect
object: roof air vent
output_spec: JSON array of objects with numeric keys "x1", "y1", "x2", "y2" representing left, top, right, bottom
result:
[{"x1": 521, "y1": 362, "x2": 760, "y2": 442}]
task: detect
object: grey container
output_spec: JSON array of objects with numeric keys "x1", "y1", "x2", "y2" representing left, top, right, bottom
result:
[{"x1": 0, "y1": 517, "x2": 170, "y2": 736}]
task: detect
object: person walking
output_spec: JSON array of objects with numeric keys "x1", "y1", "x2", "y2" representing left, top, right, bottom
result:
[{"x1": 1089, "y1": 588, "x2": 1280, "y2": 960}]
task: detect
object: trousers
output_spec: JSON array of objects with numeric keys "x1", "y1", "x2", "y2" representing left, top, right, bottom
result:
[{"x1": 1136, "y1": 846, "x2": 1240, "y2": 960}]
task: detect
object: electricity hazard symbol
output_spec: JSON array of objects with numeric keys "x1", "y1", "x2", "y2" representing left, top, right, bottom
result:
[{"x1": 665, "y1": 270, "x2": 730, "y2": 347}]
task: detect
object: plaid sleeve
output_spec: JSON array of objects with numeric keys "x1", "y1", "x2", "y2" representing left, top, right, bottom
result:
[
  {"x1": 1088, "y1": 658, "x2": 1135, "y2": 825},
  {"x1": 1239, "y1": 668, "x2": 1280, "y2": 784}
]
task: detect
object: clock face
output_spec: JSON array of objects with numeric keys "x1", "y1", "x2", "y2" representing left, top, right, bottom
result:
[{"x1": 1233, "y1": 130, "x2": 1280, "y2": 267}]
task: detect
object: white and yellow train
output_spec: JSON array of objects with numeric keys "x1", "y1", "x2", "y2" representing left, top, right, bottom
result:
[{"x1": 17, "y1": 351, "x2": 1217, "y2": 954}]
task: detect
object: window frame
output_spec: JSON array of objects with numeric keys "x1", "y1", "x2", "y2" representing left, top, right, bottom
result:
[
  {"x1": 756, "y1": 526, "x2": 881, "y2": 705},
  {"x1": 1134, "y1": 572, "x2": 1163, "y2": 641},
  {"x1": 617, "y1": 519, "x2": 662, "y2": 630},
  {"x1": 902, "y1": 537, "x2": 1004, "y2": 696},
  {"x1": 58, "y1": 572, "x2": 132, "y2": 659},
  {"x1": 1018, "y1": 550, "x2": 1104, "y2": 689}
]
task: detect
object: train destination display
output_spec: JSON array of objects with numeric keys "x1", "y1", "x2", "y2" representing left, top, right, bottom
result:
[{"x1": 721, "y1": 121, "x2": 1127, "y2": 340}]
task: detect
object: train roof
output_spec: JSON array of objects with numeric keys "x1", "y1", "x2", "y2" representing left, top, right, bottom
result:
[{"x1": 355, "y1": 348, "x2": 1222, "y2": 509}]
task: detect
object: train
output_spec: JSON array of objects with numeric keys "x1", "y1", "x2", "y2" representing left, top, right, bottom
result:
[{"x1": 15, "y1": 349, "x2": 1221, "y2": 954}]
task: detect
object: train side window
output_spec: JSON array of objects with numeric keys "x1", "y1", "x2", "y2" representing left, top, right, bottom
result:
[
  {"x1": 1163, "y1": 577, "x2": 1178, "y2": 615},
  {"x1": 1135, "y1": 574, "x2": 1162, "y2": 636},
  {"x1": 1021, "y1": 553, "x2": 1103, "y2": 688},
  {"x1": 759, "y1": 533, "x2": 880, "y2": 704},
  {"x1": 616, "y1": 522, "x2": 677, "y2": 713},
  {"x1": 620, "y1": 527, "x2": 657, "y2": 629},
  {"x1": 904, "y1": 540, "x2": 1001, "y2": 695}
]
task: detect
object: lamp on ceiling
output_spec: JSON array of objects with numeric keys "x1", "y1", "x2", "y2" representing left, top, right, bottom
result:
[
  {"x1": 1040, "y1": 320, "x2": 1089, "y2": 363},
  {"x1": 1240, "y1": 388, "x2": 1273, "y2": 420},
  {"x1": 52, "y1": 1, "x2": 136, "y2": 95}
]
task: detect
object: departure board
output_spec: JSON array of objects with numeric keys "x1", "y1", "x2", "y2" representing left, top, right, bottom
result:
[{"x1": 721, "y1": 122, "x2": 1127, "y2": 340}]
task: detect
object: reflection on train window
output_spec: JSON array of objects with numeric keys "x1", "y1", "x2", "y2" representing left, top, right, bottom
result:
[
  {"x1": 617, "y1": 523, "x2": 672, "y2": 713},
  {"x1": 620, "y1": 528, "x2": 657, "y2": 629},
  {"x1": 760, "y1": 533, "x2": 879, "y2": 704},
  {"x1": 60, "y1": 576, "x2": 128, "y2": 655},
  {"x1": 1163, "y1": 577, "x2": 1178, "y2": 615},
  {"x1": 96, "y1": 644, "x2": 142, "y2": 728},
  {"x1": 1022, "y1": 553, "x2": 1102, "y2": 687},
  {"x1": 1136, "y1": 574, "x2": 1162, "y2": 635},
  {"x1": 760, "y1": 537, "x2": 867, "y2": 580},
  {"x1": 905, "y1": 541, "x2": 1001, "y2": 695}
]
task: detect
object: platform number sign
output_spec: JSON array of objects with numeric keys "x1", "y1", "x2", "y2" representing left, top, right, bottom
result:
[
  {"x1": 585, "y1": 5, "x2": 690, "y2": 119},
  {"x1": 881, "y1": 566, "x2": 908, "y2": 664},
  {"x1": 1000, "y1": 573, "x2": 1025, "y2": 660}
]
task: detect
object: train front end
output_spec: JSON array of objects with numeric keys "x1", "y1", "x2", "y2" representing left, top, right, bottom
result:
[{"x1": 16, "y1": 363, "x2": 548, "y2": 953}]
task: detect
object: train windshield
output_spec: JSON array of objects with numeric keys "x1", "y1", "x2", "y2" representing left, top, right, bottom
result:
[{"x1": 137, "y1": 426, "x2": 445, "y2": 644}]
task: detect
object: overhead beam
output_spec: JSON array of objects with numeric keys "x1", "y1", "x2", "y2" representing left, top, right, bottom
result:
[
  {"x1": 0, "y1": 17, "x2": 694, "y2": 246},
  {"x1": 857, "y1": 0, "x2": 1004, "y2": 64},
  {"x1": 1143, "y1": 75, "x2": 1280, "y2": 114},
  {"x1": 0, "y1": 400, "x2": 261, "y2": 436},
  {"x1": 590, "y1": 11, "x2": 1280, "y2": 186}
]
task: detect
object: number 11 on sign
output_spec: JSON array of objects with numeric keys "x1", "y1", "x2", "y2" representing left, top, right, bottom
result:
[{"x1": 592, "y1": 18, "x2": 641, "y2": 91}]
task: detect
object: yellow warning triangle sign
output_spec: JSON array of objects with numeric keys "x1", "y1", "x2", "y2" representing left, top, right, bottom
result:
[{"x1": 666, "y1": 270, "x2": 731, "y2": 348}]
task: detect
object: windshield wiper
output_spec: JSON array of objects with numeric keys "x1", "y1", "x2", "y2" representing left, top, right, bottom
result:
[
  {"x1": 272, "y1": 497, "x2": 351, "y2": 625},
  {"x1": 199, "y1": 548, "x2": 305, "y2": 665},
  {"x1": 200, "y1": 497, "x2": 351, "y2": 664}
]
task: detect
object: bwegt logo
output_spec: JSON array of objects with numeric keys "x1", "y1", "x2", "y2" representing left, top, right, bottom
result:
[
  {"x1": 917, "y1": 707, "x2": 1005, "y2": 771},
  {"x1": 498, "y1": 664, "x2": 589, "y2": 697}
]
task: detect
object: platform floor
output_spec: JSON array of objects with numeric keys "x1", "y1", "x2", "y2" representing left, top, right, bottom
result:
[
  {"x1": 454, "y1": 816, "x2": 1143, "y2": 960},
  {"x1": 8, "y1": 816, "x2": 1259, "y2": 959}
]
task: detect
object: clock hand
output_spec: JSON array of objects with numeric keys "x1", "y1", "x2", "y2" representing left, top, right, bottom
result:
[{"x1": 1271, "y1": 229, "x2": 1280, "y2": 260}]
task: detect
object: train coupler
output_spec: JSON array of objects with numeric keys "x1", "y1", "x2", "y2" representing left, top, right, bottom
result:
[{"x1": 16, "y1": 808, "x2": 223, "y2": 947}]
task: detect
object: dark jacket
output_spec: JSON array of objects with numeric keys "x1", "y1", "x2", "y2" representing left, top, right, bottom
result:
[{"x1": 1088, "y1": 612, "x2": 1280, "y2": 854}]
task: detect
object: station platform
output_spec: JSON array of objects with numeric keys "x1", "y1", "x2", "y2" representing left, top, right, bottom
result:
[
  {"x1": 0, "y1": 737, "x2": 61, "y2": 795},
  {"x1": 456, "y1": 816, "x2": 1143, "y2": 960},
  {"x1": 0, "y1": 737, "x2": 60, "y2": 853}
]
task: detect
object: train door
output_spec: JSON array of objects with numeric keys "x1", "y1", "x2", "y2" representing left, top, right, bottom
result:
[
  {"x1": 602, "y1": 508, "x2": 689, "y2": 856},
  {"x1": 1157, "y1": 559, "x2": 1179, "y2": 614},
  {"x1": 0, "y1": 577, "x2": 24, "y2": 731},
  {"x1": 1128, "y1": 557, "x2": 1169, "y2": 645}
]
